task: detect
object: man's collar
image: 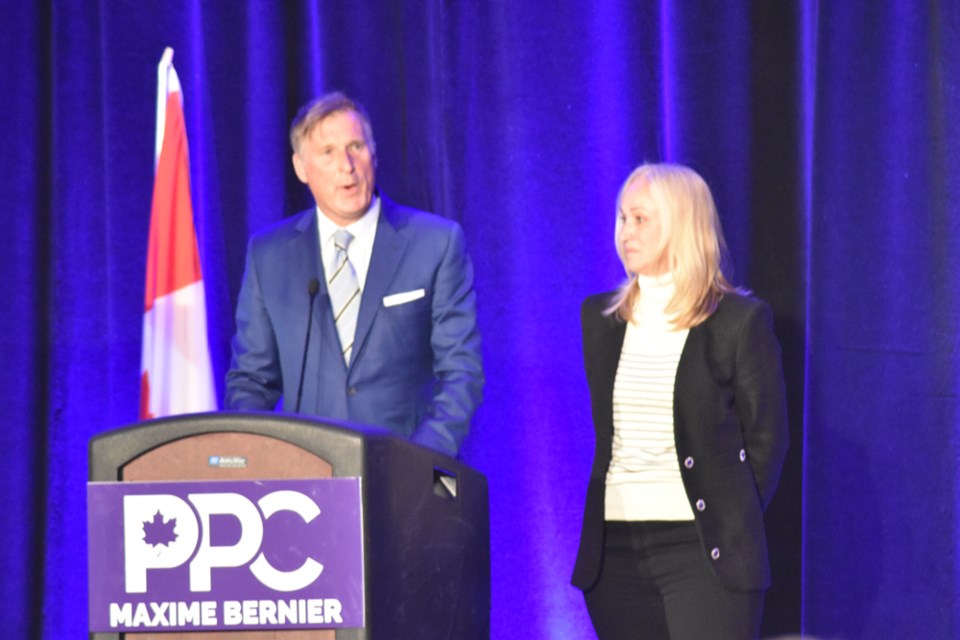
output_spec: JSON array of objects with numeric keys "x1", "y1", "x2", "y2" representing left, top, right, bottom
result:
[{"x1": 316, "y1": 195, "x2": 381, "y2": 240}]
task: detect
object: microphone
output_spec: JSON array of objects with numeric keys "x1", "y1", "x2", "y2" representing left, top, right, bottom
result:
[{"x1": 295, "y1": 278, "x2": 320, "y2": 413}]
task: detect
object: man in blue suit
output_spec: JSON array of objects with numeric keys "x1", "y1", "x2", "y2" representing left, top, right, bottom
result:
[{"x1": 225, "y1": 92, "x2": 483, "y2": 456}]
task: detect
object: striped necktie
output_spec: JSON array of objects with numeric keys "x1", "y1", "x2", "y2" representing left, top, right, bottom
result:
[{"x1": 329, "y1": 229, "x2": 361, "y2": 364}]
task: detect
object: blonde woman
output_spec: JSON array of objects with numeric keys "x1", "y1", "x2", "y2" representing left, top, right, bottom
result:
[{"x1": 572, "y1": 164, "x2": 789, "y2": 639}]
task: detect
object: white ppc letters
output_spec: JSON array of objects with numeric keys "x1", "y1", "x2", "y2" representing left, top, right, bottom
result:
[
  {"x1": 124, "y1": 494, "x2": 200, "y2": 593},
  {"x1": 188, "y1": 493, "x2": 264, "y2": 591},
  {"x1": 122, "y1": 490, "x2": 324, "y2": 593},
  {"x1": 250, "y1": 490, "x2": 324, "y2": 591}
]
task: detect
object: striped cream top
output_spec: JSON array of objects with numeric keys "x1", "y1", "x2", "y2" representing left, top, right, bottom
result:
[{"x1": 605, "y1": 274, "x2": 694, "y2": 521}]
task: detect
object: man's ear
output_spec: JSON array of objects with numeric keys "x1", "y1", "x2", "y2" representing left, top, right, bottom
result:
[{"x1": 292, "y1": 152, "x2": 308, "y2": 184}]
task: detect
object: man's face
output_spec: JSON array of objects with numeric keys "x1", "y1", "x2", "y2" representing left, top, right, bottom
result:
[{"x1": 292, "y1": 110, "x2": 376, "y2": 226}]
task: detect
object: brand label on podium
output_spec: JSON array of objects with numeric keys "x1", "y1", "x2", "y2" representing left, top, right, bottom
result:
[{"x1": 87, "y1": 477, "x2": 364, "y2": 632}]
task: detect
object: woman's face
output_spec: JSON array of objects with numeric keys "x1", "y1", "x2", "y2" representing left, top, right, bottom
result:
[{"x1": 618, "y1": 179, "x2": 670, "y2": 276}]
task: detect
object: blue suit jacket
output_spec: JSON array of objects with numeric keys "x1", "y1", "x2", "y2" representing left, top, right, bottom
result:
[{"x1": 225, "y1": 195, "x2": 483, "y2": 456}]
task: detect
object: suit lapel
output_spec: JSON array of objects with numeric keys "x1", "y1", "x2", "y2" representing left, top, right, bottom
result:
[
  {"x1": 293, "y1": 208, "x2": 325, "y2": 295},
  {"x1": 350, "y1": 199, "x2": 408, "y2": 368}
]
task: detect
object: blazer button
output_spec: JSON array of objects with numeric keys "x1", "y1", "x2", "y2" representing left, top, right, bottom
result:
[
  {"x1": 684, "y1": 456, "x2": 695, "y2": 469},
  {"x1": 739, "y1": 449, "x2": 747, "y2": 462},
  {"x1": 695, "y1": 499, "x2": 706, "y2": 512},
  {"x1": 710, "y1": 547, "x2": 720, "y2": 560},
  {"x1": 347, "y1": 387, "x2": 357, "y2": 396}
]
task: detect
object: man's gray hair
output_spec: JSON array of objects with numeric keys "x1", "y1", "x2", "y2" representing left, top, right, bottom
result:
[{"x1": 289, "y1": 92, "x2": 376, "y2": 156}]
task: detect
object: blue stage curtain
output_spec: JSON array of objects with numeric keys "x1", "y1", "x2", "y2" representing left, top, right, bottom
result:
[
  {"x1": 803, "y1": 2, "x2": 960, "y2": 638},
  {"x1": 1, "y1": 2, "x2": 956, "y2": 638}
]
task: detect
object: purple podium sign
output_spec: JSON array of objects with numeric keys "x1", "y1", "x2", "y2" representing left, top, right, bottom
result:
[{"x1": 87, "y1": 477, "x2": 364, "y2": 633}]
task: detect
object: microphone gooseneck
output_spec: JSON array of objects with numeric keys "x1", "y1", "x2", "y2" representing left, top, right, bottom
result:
[{"x1": 295, "y1": 278, "x2": 320, "y2": 413}]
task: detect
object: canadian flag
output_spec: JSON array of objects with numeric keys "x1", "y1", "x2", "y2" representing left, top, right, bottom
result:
[{"x1": 140, "y1": 47, "x2": 217, "y2": 419}]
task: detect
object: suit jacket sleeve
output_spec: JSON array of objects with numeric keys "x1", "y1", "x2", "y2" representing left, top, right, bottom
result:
[
  {"x1": 733, "y1": 300, "x2": 789, "y2": 509},
  {"x1": 224, "y1": 236, "x2": 283, "y2": 411},
  {"x1": 411, "y1": 221, "x2": 484, "y2": 455}
]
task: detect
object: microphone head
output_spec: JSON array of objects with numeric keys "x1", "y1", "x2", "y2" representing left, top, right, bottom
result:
[{"x1": 308, "y1": 278, "x2": 320, "y2": 296}]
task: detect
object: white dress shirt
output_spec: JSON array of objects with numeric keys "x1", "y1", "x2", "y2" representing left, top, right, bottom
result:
[{"x1": 315, "y1": 196, "x2": 381, "y2": 289}]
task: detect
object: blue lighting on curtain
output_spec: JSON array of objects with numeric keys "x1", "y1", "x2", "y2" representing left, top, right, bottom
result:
[
  {"x1": 4, "y1": 2, "x2": 960, "y2": 638},
  {"x1": 659, "y1": 0, "x2": 675, "y2": 160},
  {"x1": 799, "y1": 0, "x2": 819, "y2": 631}
]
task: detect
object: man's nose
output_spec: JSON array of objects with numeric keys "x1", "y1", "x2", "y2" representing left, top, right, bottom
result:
[{"x1": 338, "y1": 150, "x2": 355, "y2": 172}]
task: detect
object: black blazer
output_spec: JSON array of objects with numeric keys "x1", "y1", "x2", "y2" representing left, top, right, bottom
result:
[{"x1": 572, "y1": 291, "x2": 789, "y2": 592}]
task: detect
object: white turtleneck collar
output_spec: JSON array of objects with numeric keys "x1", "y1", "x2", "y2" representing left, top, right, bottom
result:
[{"x1": 634, "y1": 273, "x2": 676, "y2": 309}]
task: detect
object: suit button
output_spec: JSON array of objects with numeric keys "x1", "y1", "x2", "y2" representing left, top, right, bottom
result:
[
  {"x1": 696, "y1": 499, "x2": 706, "y2": 512},
  {"x1": 739, "y1": 449, "x2": 747, "y2": 462},
  {"x1": 347, "y1": 387, "x2": 357, "y2": 396},
  {"x1": 710, "y1": 547, "x2": 720, "y2": 560},
  {"x1": 684, "y1": 456, "x2": 695, "y2": 469}
]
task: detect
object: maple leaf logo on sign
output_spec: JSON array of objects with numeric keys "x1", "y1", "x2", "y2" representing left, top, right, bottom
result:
[{"x1": 142, "y1": 510, "x2": 178, "y2": 547}]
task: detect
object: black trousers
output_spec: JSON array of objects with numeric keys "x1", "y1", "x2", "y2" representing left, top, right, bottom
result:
[{"x1": 583, "y1": 521, "x2": 765, "y2": 640}]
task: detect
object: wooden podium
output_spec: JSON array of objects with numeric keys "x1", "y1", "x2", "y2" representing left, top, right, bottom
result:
[{"x1": 88, "y1": 412, "x2": 490, "y2": 640}]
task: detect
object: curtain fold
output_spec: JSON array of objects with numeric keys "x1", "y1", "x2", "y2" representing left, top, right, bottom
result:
[
  {"x1": 1, "y1": 2, "x2": 957, "y2": 638},
  {"x1": 803, "y1": 2, "x2": 960, "y2": 638}
]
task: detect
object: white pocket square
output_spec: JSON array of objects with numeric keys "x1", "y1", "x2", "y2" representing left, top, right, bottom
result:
[{"x1": 383, "y1": 289, "x2": 426, "y2": 307}]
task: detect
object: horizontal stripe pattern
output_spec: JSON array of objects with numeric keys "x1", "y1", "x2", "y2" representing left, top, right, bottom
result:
[
  {"x1": 605, "y1": 282, "x2": 692, "y2": 520},
  {"x1": 609, "y1": 350, "x2": 683, "y2": 480}
]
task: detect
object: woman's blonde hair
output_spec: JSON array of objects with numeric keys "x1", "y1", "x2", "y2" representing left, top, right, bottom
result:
[{"x1": 605, "y1": 163, "x2": 740, "y2": 328}]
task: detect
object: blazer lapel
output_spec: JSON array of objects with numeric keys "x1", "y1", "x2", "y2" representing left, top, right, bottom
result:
[
  {"x1": 588, "y1": 298, "x2": 626, "y2": 376},
  {"x1": 596, "y1": 316, "x2": 627, "y2": 412},
  {"x1": 583, "y1": 298, "x2": 627, "y2": 426},
  {"x1": 350, "y1": 199, "x2": 408, "y2": 367}
]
